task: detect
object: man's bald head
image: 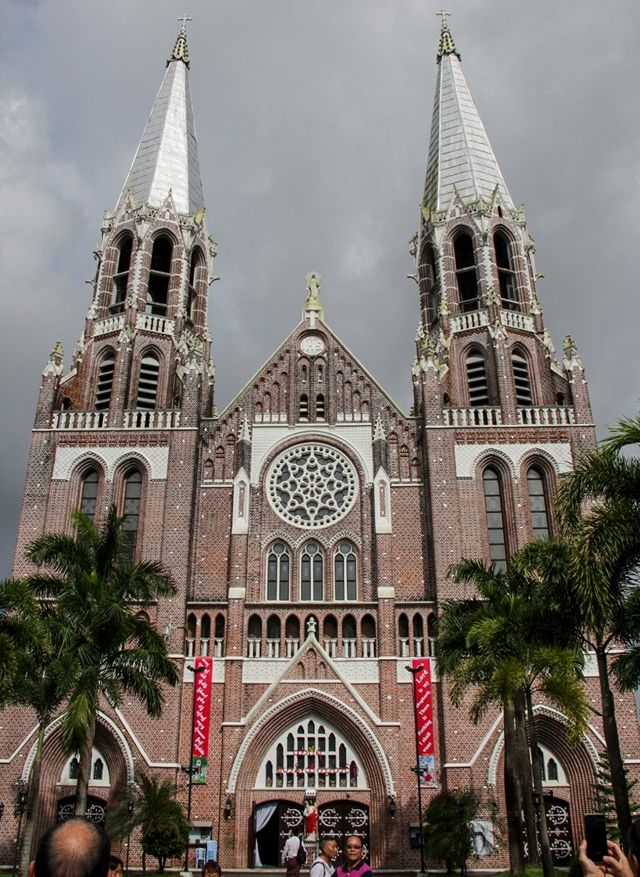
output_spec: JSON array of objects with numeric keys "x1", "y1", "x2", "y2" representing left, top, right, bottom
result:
[{"x1": 31, "y1": 818, "x2": 110, "y2": 877}]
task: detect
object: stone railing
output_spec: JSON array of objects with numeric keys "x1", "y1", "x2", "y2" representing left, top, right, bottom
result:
[
  {"x1": 500, "y1": 310, "x2": 535, "y2": 332},
  {"x1": 362, "y1": 638, "x2": 377, "y2": 658},
  {"x1": 136, "y1": 313, "x2": 175, "y2": 335},
  {"x1": 285, "y1": 638, "x2": 300, "y2": 658},
  {"x1": 517, "y1": 406, "x2": 576, "y2": 426},
  {"x1": 93, "y1": 314, "x2": 125, "y2": 337},
  {"x1": 123, "y1": 409, "x2": 181, "y2": 429},
  {"x1": 51, "y1": 410, "x2": 109, "y2": 430},
  {"x1": 443, "y1": 407, "x2": 502, "y2": 427},
  {"x1": 450, "y1": 310, "x2": 489, "y2": 333}
]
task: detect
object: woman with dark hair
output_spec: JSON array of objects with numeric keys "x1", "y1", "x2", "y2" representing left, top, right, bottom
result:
[{"x1": 108, "y1": 856, "x2": 123, "y2": 877}]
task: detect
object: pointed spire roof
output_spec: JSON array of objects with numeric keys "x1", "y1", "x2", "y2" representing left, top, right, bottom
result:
[
  {"x1": 115, "y1": 19, "x2": 204, "y2": 216},
  {"x1": 423, "y1": 14, "x2": 513, "y2": 213}
]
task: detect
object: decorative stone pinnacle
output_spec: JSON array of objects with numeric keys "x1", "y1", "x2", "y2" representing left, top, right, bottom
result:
[
  {"x1": 436, "y1": 10, "x2": 460, "y2": 60},
  {"x1": 43, "y1": 341, "x2": 64, "y2": 377},
  {"x1": 239, "y1": 414, "x2": 251, "y2": 444},
  {"x1": 373, "y1": 411, "x2": 387, "y2": 443},
  {"x1": 169, "y1": 15, "x2": 191, "y2": 68}
]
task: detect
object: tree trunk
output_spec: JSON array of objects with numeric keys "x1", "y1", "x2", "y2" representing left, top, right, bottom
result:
[
  {"x1": 596, "y1": 645, "x2": 631, "y2": 846},
  {"x1": 503, "y1": 699, "x2": 526, "y2": 875},
  {"x1": 515, "y1": 690, "x2": 539, "y2": 865},
  {"x1": 74, "y1": 711, "x2": 96, "y2": 816},
  {"x1": 19, "y1": 721, "x2": 45, "y2": 877},
  {"x1": 526, "y1": 688, "x2": 555, "y2": 877}
]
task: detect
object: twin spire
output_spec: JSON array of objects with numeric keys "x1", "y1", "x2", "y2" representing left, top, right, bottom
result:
[{"x1": 115, "y1": 17, "x2": 204, "y2": 217}]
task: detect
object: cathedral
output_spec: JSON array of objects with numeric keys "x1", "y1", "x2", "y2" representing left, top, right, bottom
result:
[{"x1": 6, "y1": 15, "x2": 639, "y2": 872}]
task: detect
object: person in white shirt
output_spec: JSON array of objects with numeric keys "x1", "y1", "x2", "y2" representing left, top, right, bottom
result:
[{"x1": 282, "y1": 832, "x2": 303, "y2": 877}]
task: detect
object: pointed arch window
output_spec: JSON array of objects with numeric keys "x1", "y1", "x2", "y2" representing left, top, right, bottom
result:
[
  {"x1": 466, "y1": 351, "x2": 490, "y2": 406},
  {"x1": 147, "y1": 236, "x2": 173, "y2": 316},
  {"x1": 95, "y1": 352, "x2": 115, "y2": 410},
  {"x1": 342, "y1": 615, "x2": 357, "y2": 658},
  {"x1": 334, "y1": 541, "x2": 357, "y2": 600},
  {"x1": 247, "y1": 614, "x2": 262, "y2": 658},
  {"x1": 512, "y1": 351, "x2": 533, "y2": 405},
  {"x1": 122, "y1": 469, "x2": 142, "y2": 561},
  {"x1": 527, "y1": 466, "x2": 551, "y2": 539},
  {"x1": 398, "y1": 613, "x2": 409, "y2": 657},
  {"x1": 413, "y1": 614, "x2": 424, "y2": 657},
  {"x1": 483, "y1": 467, "x2": 508, "y2": 570},
  {"x1": 494, "y1": 231, "x2": 519, "y2": 311},
  {"x1": 301, "y1": 542, "x2": 323, "y2": 601},
  {"x1": 187, "y1": 250, "x2": 203, "y2": 322},
  {"x1": 135, "y1": 352, "x2": 160, "y2": 409},
  {"x1": 454, "y1": 232, "x2": 479, "y2": 313},
  {"x1": 361, "y1": 614, "x2": 376, "y2": 657},
  {"x1": 111, "y1": 235, "x2": 133, "y2": 313},
  {"x1": 214, "y1": 614, "x2": 225, "y2": 657},
  {"x1": 80, "y1": 469, "x2": 99, "y2": 520},
  {"x1": 200, "y1": 614, "x2": 211, "y2": 656},
  {"x1": 267, "y1": 542, "x2": 290, "y2": 601},
  {"x1": 421, "y1": 245, "x2": 439, "y2": 324}
]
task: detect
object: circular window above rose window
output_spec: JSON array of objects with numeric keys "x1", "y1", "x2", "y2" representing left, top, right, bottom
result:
[{"x1": 267, "y1": 443, "x2": 358, "y2": 529}]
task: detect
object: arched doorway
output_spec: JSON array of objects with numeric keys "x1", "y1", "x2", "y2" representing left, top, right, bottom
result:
[{"x1": 253, "y1": 801, "x2": 303, "y2": 867}]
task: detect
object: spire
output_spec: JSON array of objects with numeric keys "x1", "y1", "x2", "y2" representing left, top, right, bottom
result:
[
  {"x1": 115, "y1": 18, "x2": 204, "y2": 216},
  {"x1": 423, "y1": 13, "x2": 513, "y2": 213}
]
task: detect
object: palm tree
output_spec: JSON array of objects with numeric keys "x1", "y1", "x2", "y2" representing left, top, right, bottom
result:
[
  {"x1": 0, "y1": 578, "x2": 39, "y2": 706},
  {"x1": 24, "y1": 506, "x2": 179, "y2": 816},
  {"x1": 553, "y1": 415, "x2": 640, "y2": 845},
  {"x1": 437, "y1": 555, "x2": 587, "y2": 877},
  {"x1": 108, "y1": 774, "x2": 189, "y2": 872}
]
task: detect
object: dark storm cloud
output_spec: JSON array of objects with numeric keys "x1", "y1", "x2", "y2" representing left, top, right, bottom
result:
[{"x1": 1, "y1": 0, "x2": 639, "y2": 574}]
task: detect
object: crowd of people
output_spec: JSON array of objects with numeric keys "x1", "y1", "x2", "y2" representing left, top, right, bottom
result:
[{"x1": 20, "y1": 812, "x2": 640, "y2": 877}]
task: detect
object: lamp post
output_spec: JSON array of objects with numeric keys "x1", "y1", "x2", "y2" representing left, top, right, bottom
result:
[
  {"x1": 183, "y1": 663, "x2": 205, "y2": 873},
  {"x1": 406, "y1": 663, "x2": 428, "y2": 876},
  {"x1": 12, "y1": 783, "x2": 28, "y2": 877},
  {"x1": 125, "y1": 798, "x2": 135, "y2": 877}
]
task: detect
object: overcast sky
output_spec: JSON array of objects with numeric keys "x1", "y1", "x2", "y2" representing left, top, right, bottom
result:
[{"x1": 1, "y1": 0, "x2": 639, "y2": 576}]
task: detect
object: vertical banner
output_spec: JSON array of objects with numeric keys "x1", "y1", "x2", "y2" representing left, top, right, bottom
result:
[
  {"x1": 412, "y1": 658, "x2": 437, "y2": 787},
  {"x1": 191, "y1": 656, "x2": 213, "y2": 784}
]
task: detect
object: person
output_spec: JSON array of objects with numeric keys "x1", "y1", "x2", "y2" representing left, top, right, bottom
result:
[
  {"x1": 108, "y1": 856, "x2": 123, "y2": 877},
  {"x1": 282, "y1": 832, "x2": 303, "y2": 877},
  {"x1": 202, "y1": 861, "x2": 222, "y2": 877},
  {"x1": 304, "y1": 797, "x2": 319, "y2": 840},
  {"x1": 309, "y1": 838, "x2": 338, "y2": 877},
  {"x1": 335, "y1": 836, "x2": 371, "y2": 877},
  {"x1": 579, "y1": 820, "x2": 640, "y2": 877},
  {"x1": 29, "y1": 818, "x2": 111, "y2": 877}
]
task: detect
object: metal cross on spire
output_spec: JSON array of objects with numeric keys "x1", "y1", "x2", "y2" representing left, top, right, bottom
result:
[
  {"x1": 436, "y1": 9, "x2": 451, "y2": 26},
  {"x1": 178, "y1": 13, "x2": 192, "y2": 34},
  {"x1": 435, "y1": 8, "x2": 459, "y2": 59}
]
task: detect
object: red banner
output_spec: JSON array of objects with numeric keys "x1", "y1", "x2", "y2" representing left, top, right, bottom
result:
[
  {"x1": 191, "y1": 656, "x2": 213, "y2": 784},
  {"x1": 412, "y1": 658, "x2": 437, "y2": 788}
]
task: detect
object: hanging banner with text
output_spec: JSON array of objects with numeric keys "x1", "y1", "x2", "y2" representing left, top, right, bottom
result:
[
  {"x1": 412, "y1": 658, "x2": 437, "y2": 788},
  {"x1": 191, "y1": 656, "x2": 213, "y2": 784}
]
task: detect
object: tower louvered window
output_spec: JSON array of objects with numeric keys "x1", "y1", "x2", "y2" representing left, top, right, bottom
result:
[
  {"x1": 334, "y1": 541, "x2": 357, "y2": 600},
  {"x1": 267, "y1": 541, "x2": 290, "y2": 601},
  {"x1": 136, "y1": 353, "x2": 160, "y2": 409},
  {"x1": 466, "y1": 352, "x2": 489, "y2": 406},
  {"x1": 80, "y1": 469, "x2": 99, "y2": 520},
  {"x1": 494, "y1": 232, "x2": 519, "y2": 311},
  {"x1": 301, "y1": 541, "x2": 323, "y2": 601},
  {"x1": 111, "y1": 236, "x2": 133, "y2": 313},
  {"x1": 95, "y1": 352, "x2": 115, "y2": 410},
  {"x1": 512, "y1": 352, "x2": 533, "y2": 405},
  {"x1": 483, "y1": 467, "x2": 507, "y2": 571},
  {"x1": 316, "y1": 394, "x2": 325, "y2": 420},
  {"x1": 454, "y1": 233, "x2": 479, "y2": 312},
  {"x1": 147, "y1": 236, "x2": 173, "y2": 316},
  {"x1": 527, "y1": 467, "x2": 550, "y2": 539},
  {"x1": 122, "y1": 470, "x2": 142, "y2": 561},
  {"x1": 299, "y1": 394, "x2": 309, "y2": 421}
]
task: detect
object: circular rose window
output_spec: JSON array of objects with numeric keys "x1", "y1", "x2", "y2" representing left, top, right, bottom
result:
[{"x1": 267, "y1": 443, "x2": 358, "y2": 529}]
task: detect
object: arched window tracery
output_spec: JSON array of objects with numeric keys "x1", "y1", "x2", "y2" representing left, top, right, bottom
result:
[
  {"x1": 483, "y1": 466, "x2": 508, "y2": 570},
  {"x1": 334, "y1": 541, "x2": 357, "y2": 601},
  {"x1": 267, "y1": 541, "x2": 291, "y2": 601},
  {"x1": 301, "y1": 542, "x2": 323, "y2": 601},
  {"x1": 454, "y1": 232, "x2": 479, "y2": 312}
]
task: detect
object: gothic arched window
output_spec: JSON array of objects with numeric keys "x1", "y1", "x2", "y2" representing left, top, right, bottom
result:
[
  {"x1": 111, "y1": 234, "x2": 133, "y2": 313},
  {"x1": 200, "y1": 614, "x2": 211, "y2": 656},
  {"x1": 512, "y1": 351, "x2": 533, "y2": 405},
  {"x1": 454, "y1": 232, "x2": 479, "y2": 312},
  {"x1": 342, "y1": 615, "x2": 356, "y2": 658},
  {"x1": 247, "y1": 614, "x2": 262, "y2": 658},
  {"x1": 122, "y1": 469, "x2": 142, "y2": 561},
  {"x1": 398, "y1": 613, "x2": 409, "y2": 657},
  {"x1": 361, "y1": 614, "x2": 376, "y2": 657},
  {"x1": 214, "y1": 614, "x2": 225, "y2": 657},
  {"x1": 483, "y1": 467, "x2": 508, "y2": 570},
  {"x1": 95, "y1": 351, "x2": 115, "y2": 410},
  {"x1": 136, "y1": 352, "x2": 160, "y2": 409},
  {"x1": 187, "y1": 249, "x2": 204, "y2": 322},
  {"x1": 494, "y1": 231, "x2": 519, "y2": 310},
  {"x1": 527, "y1": 466, "x2": 551, "y2": 539},
  {"x1": 147, "y1": 235, "x2": 173, "y2": 316},
  {"x1": 80, "y1": 469, "x2": 99, "y2": 520},
  {"x1": 466, "y1": 351, "x2": 490, "y2": 406},
  {"x1": 301, "y1": 542, "x2": 323, "y2": 601},
  {"x1": 334, "y1": 541, "x2": 357, "y2": 600},
  {"x1": 267, "y1": 542, "x2": 290, "y2": 601}
]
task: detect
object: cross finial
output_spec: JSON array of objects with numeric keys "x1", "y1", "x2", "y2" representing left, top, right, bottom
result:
[
  {"x1": 436, "y1": 9, "x2": 451, "y2": 27},
  {"x1": 178, "y1": 14, "x2": 192, "y2": 35}
]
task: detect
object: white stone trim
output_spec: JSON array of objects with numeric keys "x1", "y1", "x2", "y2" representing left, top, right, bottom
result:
[
  {"x1": 226, "y1": 687, "x2": 395, "y2": 797},
  {"x1": 377, "y1": 586, "x2": 396, "y2": 598},
  {"x1": 373, "y1": 467, "x2": 392, "y2": 533},
  {"x1": 53, "y1": 445, "x2": 169, "y2": 481},
  {"x1": 454, "y1": 442, "x2": 572, "y2": 480},
  {"x1": 231, "y1": 467, "x2": 250, "y2": 534},
  {"x1": 228, "y1": 587, "x2": 246, "y2": 599}
]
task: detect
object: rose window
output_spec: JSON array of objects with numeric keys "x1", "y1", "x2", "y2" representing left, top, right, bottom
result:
[{"x1": 267, "y1": 444, "x2": 358, "y2": 529}]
